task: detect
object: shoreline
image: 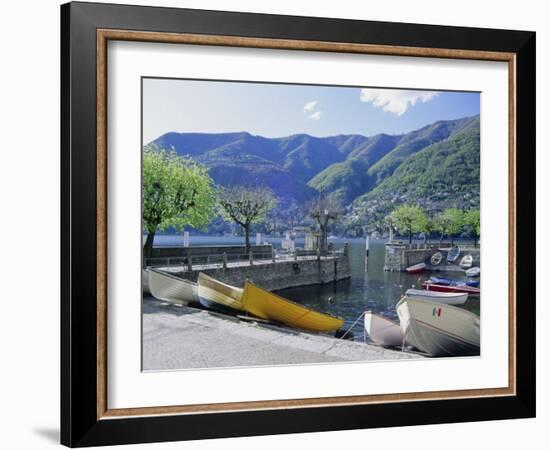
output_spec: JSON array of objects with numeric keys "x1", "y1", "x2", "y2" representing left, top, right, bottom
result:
[{"x1": 143, "y1": 298, "x2": 423, "y2": 371}]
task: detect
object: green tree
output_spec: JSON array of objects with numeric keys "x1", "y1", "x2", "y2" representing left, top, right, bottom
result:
[
  {"x1": 421, "y1": 216, "x2": 435, "y2": 244},
  {"x1": 218, "y1": 186, "x2": 278, "y2": 251},
  {"x1": 142, "y1": 147, "x2": 216, "y2": 261},
  {"x1": 390, "y1": 205, "x2": 428, "y2": 244},
  {"x1": 463, "y1": 208, "x2": 481, "y2": 247},
  {"x1": 434, "y1": 208, "x2": 463, "y2": 245}
]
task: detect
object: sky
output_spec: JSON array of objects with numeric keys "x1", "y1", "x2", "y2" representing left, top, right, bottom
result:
[{"x1": 142, "y1": 77, "x2": 480, "y2": 144}]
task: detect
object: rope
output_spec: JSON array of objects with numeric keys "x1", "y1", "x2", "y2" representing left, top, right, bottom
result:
[{"x1": 339, "y1": 310, "x2": 366, "y2": 340}]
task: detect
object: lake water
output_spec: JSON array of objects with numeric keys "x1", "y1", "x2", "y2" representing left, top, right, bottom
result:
[{"x1": 151, "y1": 235, "x2": 480, "y2": 341}]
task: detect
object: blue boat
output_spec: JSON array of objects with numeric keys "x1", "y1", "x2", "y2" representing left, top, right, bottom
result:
[{"x1": 429, "y1": 276, "x2": 479, "y2": 288}]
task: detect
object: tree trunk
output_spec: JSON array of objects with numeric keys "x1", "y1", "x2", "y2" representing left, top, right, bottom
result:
[
  {"x1": 408, "y1": 230, "x2": 413, "y2": 244},
  {"x1": 143, "y1": 230, "x2": 156, "y2": 267},
  {"x1": 439, "y1": 233, "x2": 444, "y2": 245},
  {"x1": 423, "y1": 233, "x2": 428, "y2": 244},
  {"x1": 450, "y1": 234, "x2": 454, "y2": 246},
  {"x1": 244, "y1": 224, "x2": 250, "y2": 252}
]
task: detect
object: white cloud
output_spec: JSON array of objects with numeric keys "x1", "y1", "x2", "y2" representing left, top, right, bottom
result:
[
  {"x1": 359, "y1": 89, "x2": 439, "y2": 116},
  {"x1": 303, "y1": 100, "x2": 318, "y2": 113},
  {"x1": 309, "y1": 110, "x2": 322, "y2": 120}
]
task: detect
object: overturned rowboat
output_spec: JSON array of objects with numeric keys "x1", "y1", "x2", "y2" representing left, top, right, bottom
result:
[
  {"x1": 430, "y1": 252, "x2": 443, "y2": 266},
  {"x1": 149, "y1": 268, "x2": 198, "y2": 305},
  {"x1": 447, "y1": 246, "x2": 461, "y2": 263},
  {"x1": 466, "y1": 267, "x2": 481, "y2": 277},
  {"x1": 241, "y1": 282, "x2": 345, "y2": 332},
  {"x1": 459, "y1": 254, "x2": 473, "y2": 269}
]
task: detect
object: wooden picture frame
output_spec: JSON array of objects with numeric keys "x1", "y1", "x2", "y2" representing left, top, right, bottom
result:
[{"x1": 61, "y1": 1, "x2": 535, "y2": 447}]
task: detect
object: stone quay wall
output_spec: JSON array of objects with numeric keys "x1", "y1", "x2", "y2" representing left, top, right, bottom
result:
[
  {"x1": 384, "y1": 243, "x2": 480, "y2": 272},
  {"x1": 179, "y1": 255, "x2": 351, "y2": 291}
]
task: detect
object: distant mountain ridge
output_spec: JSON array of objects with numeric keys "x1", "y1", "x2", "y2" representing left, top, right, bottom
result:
[{"x1": 148, "y1": 115, "x2": 480, "y2": 217}]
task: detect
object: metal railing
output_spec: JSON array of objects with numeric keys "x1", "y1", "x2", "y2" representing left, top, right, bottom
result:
[{"x1": 145, "y1": 247, "x2": 346, "y2": 271}]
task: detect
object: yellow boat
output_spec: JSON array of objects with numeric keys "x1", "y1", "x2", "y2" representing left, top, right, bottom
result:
[
  {"x1": 241, "y1": 282, "x2": 345, "y2": 332},
  {"x1": 197, "y1": 272, "x2": 244, "y2": 313}
]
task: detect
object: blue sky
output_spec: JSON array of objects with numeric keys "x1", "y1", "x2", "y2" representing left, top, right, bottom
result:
[{"x1": 143, "y1": 78, "x2": 480, "y2": 143}]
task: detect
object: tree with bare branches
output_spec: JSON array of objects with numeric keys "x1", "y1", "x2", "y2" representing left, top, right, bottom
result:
[
  {"x1": 307, "y1": 194, "x2": 343, "y2": 255},
  {"x1": 218, "y1": 186, "x2": 278, "y2": 251}
]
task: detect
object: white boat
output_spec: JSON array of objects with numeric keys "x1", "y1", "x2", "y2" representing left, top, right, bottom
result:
[
  {"x1": 149, "y1": 269, "x2": 198, "y2": 305},
  {"x1": 396, "y1": 297, "x2": 480, "y2": 357},
  {"x1": 459, "y1": 254, "x2": 473, "y2": 269},
  {"x1": 142, "y1": 269, "x2": 151, "y2": 295},
  {"x1": 364, "y1": 311, "x2": 403, "y2": 347},
  {"x1": 466, "y1": 267, "x2": 481, "y2": 277},
  {"x1": 405, "y1": 262, "x2": 426, "y2": 273},
  {"x1": 430, "y1": 252, "x2": 443, "y2": 266},
  {"x1": 405, "y1": 288, "x2": 468, "y2": 305}
]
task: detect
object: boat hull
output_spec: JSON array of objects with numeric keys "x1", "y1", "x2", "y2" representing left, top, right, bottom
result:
[
  {"x1": 465, "y1": 267, "x2": 481, "y2": 277},
  {"x1": 396, "y1": 298, "x2": 480, "y2": 357},
  {"x1": 405, "y1": 262, "x2": 426, "y2": 274},
  {"x1": 242, "y1": 282, "x2": 344, "y2": 332},
  {"x1": 197, "y1": 273, "x2": 244, "y2": 312},
  {"x1": 149, "y1": 269, "x2": 198, "y2": 305},
  {"x1": 142, "y1": 269, "x2": 151, "y2": 295},
  {"x1": 405, "y1": 288, "x2": 468, "y2": 305},
  {"x1": 364, "y1": 312, "x2": 403, "y2": 347},
  {"x1": 423, "y1": 282, "x2": 480, "y2": 295}
]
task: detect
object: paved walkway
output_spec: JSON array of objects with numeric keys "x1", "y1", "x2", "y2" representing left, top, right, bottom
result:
[{"x1": 143, "y1": 299, "x2": 422, "y2": 371}]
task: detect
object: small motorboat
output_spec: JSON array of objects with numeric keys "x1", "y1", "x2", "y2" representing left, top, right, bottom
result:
[
  {"x1": 405, "y1": 262, "x2": 426, "y2": 274},
  {"x1": 405, "y1": 288, "x2": 468, "y2": 305},
  {"x1": 364, "y1": 311, "x2": 403, "y2": 347},
  {"x1": 430, "y1": 252, "x2": 443, "y2": 266},
  {"x1": 447, "y1": 246, "x2": 461, "y2": 263},
  {"x1": 197, "y1": 272, "x2": 244, "y2": 314},
  {"x1": 429, "y1": 276, "x2": 479, "y2": 288},
  {"x1": 466, "y1": 267, "x2": 481, "y2": 277},
  {"x1": 423, "y1": 281, "x2": 480, "y2": 295},
  {"x1": 241, "y1": 282, "x2": 344, "y2": 332},
  {"x1": 149, "y1": 268, "x2": 198, "y2": 305},
  {"x1": 459, "y1": 254, "x2": 473, "y2": 269},
  {"x1": 396, "y1": 297, "x2": 480, "y2": 357}
]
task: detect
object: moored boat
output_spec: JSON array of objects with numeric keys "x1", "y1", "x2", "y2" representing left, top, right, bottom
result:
[
  {"x1": 466, "y1": 267, "x2": 481, "y2": 277},
  {"x1": 241, "y1": 282, "x2": 345, "y2": 332},
  {"x1": 405, "y1": 288, "x2": 468, "y2": 305},
  {"x1": 430, "y1": 252, "x2": 443, "y2": 266},
  {"x1": 142, "y1": 269, "x2": 151, "y2": 295},
  {"x1": 429, "y1": 276, "x2": 479, "y2": 288},
  {"x1": 364, "y1": 311, "x2": 403, "y2": 347},
  {"x1": 423, "y1": 281, "x2": 480, "y2": 295},
  {"x1": 459, "y1": 254, "x2": 473, "y2": 269},
  {"x1": 197, "y1": 272, "x2": 244, "y2": 314},
  {"x1": 405, "y1": 262, "x2": 426, "y2": 274},
  {"x1": 447, "y1": 246, "x2": 461, "y2": 263},
  {"x1": 396, "y1": 297, "x2": 480, "y2": 357},
  {"x1": 149, "y1": 268, "x2": 198, "y2": 305}
]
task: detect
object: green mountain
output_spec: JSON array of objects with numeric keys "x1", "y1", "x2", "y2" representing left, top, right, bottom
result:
[
  {"x1": 348, "y1": 117, "x2": 480, "y2": 228},
  {"x1": 149, "y1": 115, "x2": 480, "y2": 227}
]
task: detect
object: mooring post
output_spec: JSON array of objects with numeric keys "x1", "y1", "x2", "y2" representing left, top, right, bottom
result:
[
  {"x1": 249, "y1": 250, "x2": 254, "y2": 266},
  {"x1": 272, "y1": 248, "x2": 276, "y2": 263},
  {"x1": 222, "y1": 252, "x2": 227, "y2": 270},
  {"x1": 187, "y1": 256, "x2": 192, "y2": 272},
  {"x1": 365, "y1": 235, "x2": 369, "y2": 272}
]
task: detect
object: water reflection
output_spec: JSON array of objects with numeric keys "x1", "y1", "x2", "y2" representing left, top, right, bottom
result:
[{"x1": 276, "y1": 239, "x2": 480, "y2": 340}]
